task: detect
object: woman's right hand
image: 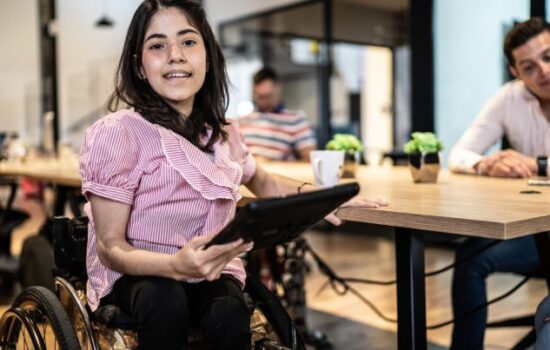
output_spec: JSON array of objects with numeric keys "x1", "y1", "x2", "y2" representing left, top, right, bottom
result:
[{"x1": 170, "y1": 236, "x2": 253, "y2": 281}]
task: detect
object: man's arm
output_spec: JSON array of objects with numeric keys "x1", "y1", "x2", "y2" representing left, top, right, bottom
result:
[
  {"x1": 448, "y1": 85, "x2": 510, "y2": 174},
  {"x1": 296, "y1": 145, "x2": 315, "y2": 161}
]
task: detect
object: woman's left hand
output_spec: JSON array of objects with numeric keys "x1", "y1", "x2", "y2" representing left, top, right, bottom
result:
[{"x1": 324, "y1": 197, "x2": 388, "y2": 226}]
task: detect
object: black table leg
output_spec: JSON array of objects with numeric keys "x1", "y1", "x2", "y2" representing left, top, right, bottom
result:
[
  {"x1": 534, "y1": 231, "x2": 550, "y2": 290},
  {"x1": 395, "y1": 228, "x2": 427, "y2": 350}
]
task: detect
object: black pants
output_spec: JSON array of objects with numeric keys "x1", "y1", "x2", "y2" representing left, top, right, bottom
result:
[{"x1": 100, "y1": 274, "x2": 251, "y2": 350}]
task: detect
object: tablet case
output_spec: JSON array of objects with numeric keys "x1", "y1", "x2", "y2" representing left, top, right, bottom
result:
[{"x1": 205, "y1": 182, "x2": 360, "y2": 250}]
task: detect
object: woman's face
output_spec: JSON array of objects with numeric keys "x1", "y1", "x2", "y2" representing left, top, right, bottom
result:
[{"x1": 140, "y1": 7, "x2": 206, "y2": 117}]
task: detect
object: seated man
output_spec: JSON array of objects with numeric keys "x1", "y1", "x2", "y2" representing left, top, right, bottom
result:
[
  {"x1": 448, "y1": 18, "x2": 550, "y2": 350},
  {"x1": 238, "y1": 67, "x2": 316, "y2": 161},
  {"x1": 536, "y1": 295, "x2": 550, "y2": 349}
]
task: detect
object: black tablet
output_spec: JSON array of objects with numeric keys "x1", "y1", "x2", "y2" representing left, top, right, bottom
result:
[{"x1": 205, "y1": 182, "x2": 360, "y2": 250}]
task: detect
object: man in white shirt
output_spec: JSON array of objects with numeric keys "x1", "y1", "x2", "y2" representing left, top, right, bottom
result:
[{"x1": 448, "y1": 18, "x2": 550, "y2": 350}]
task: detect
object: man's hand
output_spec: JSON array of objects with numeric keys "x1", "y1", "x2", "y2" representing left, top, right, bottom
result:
[
  {"x1": 324, "y1": 197, "x2": 389, "y2": 226},
  {"x1": 475, "y1": 150, "x2": 536, "y2": 178}
]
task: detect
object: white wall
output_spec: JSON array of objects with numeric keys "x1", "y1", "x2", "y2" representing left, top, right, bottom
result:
[
  {"x1": 363, "y1": 46, "x2": 393, "y2": 165},
  {"x1": 0, "y1": 0, "x2": 40, "y2": 141},
  {"x1": 57, "y1": 0, "x2": 142, "y2": 147},
  {"x1": 0, "y1": 0, "x2": 141, "y2": 148},
  {"x1": 434, "y1": 0, "x2": 529, "y2": 165}
]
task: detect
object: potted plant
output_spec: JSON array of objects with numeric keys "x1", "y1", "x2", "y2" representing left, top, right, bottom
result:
[
  {"x1": 403, "y1": 132, "x2": 443, "y2": 183},
  {"x1": 325, "y1": 133, "x2": 363, "y2": 178}
]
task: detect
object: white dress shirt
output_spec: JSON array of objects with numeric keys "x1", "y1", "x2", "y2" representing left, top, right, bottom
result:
[{"x1": 449, "y1": 80, "x2": 550, "y2": 174}]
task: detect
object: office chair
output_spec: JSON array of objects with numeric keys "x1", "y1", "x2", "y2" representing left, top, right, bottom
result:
[{"x1": 0, "y1": 177, "x2": 28, "y2": 287}]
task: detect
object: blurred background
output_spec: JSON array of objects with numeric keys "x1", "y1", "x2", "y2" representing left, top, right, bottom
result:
[{"x1": 1, "y1": 0, "x2": 541, "y2": 166}]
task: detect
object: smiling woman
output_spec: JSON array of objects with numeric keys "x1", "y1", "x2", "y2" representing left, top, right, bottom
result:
[
  {"x1": 78, "y1": 1, "x2": 387, "y2": 349},
  {"x1": 108, "y1": 0, "x2": 229, "y2": 153},
  {"x1": 140, "y1": 7, "x2": 207, "y2": 117}
]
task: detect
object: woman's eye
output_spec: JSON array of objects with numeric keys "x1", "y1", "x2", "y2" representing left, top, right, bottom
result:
[
  {"x1": 182, "y1": 39, "x2": 196, "y2": 47},
  {"x1": 149, "y1": 43, "x2": 164, "y2": 50}
]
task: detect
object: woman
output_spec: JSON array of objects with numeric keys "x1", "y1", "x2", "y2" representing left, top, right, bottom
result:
[{"x1": 80, "y1": 1, "x2": 388, "y2": 349}]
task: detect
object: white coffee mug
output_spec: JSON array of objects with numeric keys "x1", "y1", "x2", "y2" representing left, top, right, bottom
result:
[{"x1": 310, "y1": 150, "x2": 345, "y2": 187}]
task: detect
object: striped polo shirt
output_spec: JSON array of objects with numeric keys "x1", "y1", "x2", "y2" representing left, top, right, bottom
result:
[
  {"x1": 79, "y1": 109, "x2": 256, "y2": 311},
  {"x1": 238, "y1": 110, "x2": 317, "y2": 160}
]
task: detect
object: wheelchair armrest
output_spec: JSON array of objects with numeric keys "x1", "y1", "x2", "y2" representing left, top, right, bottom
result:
[{"x1": 52, "y1": 216, "x2": 88, "y2": 279}]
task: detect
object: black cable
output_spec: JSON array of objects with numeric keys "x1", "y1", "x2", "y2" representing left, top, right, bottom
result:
[
  {"x1": 424, "y1": 240, "x2": 500, "y2": 278},
  {"x1": 304, "y1": 240, "x2": 531, "y2": 328},
  {"x1": 426, "y1": 275, "x2": 531, "y2": 329},
  {"x1": 336, "y1": 240, "x2": 501, "y2": 285}
]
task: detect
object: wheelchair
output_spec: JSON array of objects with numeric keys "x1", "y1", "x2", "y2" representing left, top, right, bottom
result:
[{"x1": 0, "y1": 216, "x2": 306, "y2": 350}]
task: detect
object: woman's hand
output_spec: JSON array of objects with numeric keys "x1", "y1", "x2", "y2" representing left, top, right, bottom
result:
[
  {"x1": 324, "y1": 197, "x2": 389, "y2": 226},
  {"x1": 170, "y1": 236, "x2": 253, "y2": 281}
]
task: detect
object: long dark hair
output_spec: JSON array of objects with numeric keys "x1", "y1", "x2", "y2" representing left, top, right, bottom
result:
[{"x1": 108, "y1": 0, "x2": 228, "y2": 152}]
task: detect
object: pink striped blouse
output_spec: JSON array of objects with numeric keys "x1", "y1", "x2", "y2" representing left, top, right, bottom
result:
[{"x1": 79, "y1": 109, "x2": 256, "y2": 311}]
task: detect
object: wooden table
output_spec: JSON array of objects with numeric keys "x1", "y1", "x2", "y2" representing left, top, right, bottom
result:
[
  {"x1": 0, "y1": 158, "x2": 80, "y2": 188},
  {"x1": 260, "y1": 161, "x2": 550, "y2": 350},
  {"x1": 4, "y1": 158, "x2": 550, "y2": 349},
  {"x1": 0, "y1": 157, "x2": 81, "y2": 215}
]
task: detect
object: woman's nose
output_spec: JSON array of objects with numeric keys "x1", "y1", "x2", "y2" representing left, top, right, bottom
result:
[{"x1": 169, "y1": 45, "x2": 186, "y2": 63}]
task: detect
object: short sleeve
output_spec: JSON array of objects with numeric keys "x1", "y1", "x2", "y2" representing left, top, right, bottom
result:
[
  {"x1": 292, "y1": 112, "x2": 317, "y2": 150},
  {"x1": 79, "y1": 118, "x2": 141, "y2": 204},
  {"x1": 225, "y1": 120, "x2": 257, "y2": 184}
]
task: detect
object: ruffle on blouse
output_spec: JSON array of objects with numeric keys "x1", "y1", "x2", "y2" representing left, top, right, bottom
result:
[{"x1": 158, "y1": 126, "x2": 243, "y2": 202}]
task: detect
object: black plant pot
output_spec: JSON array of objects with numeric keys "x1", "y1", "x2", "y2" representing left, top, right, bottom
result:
[
  {"x1": 408, "y1": 152, "x2": 440, "y2": 183},
  {"x1": 342, "y1": 151, "x2": 361, "y2": 178}
]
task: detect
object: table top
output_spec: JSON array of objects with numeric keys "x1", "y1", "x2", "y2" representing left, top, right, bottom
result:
[
  {"x1": 259, "y1": 162, "x2": 550, "y2": 240},
  {"x1": 3, "y1": 157, "x2": 549, "y2": 240},
  {"x1": 0, "y1": 157, "x2": 81, "y2": 187}
]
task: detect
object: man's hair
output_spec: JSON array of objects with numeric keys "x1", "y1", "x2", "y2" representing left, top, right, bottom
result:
[
  {"x1": 504, "y1": 17, "x2": 550, "y2": 66},
  {"x1": 253, "y1": 67, "x2": 279, "y2": 85},
  {"x1": 108, "y1": 0, "x2": 229, "y2": 153}
]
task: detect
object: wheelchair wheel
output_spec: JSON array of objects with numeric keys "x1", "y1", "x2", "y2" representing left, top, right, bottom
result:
[
  {"x1": 0, "y1": 286, "x2": 80, "y2": 350},
  {"x1": 246, "y1": 274, "x2": 306, "y2": 350},
  {"x1": 55, "y1": 277, "x2": 101, "y2": 350}
]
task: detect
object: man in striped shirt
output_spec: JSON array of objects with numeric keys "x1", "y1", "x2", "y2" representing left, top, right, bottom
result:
[{"x1": 238, "y1": 67, "x2": 317, "y2": 161}]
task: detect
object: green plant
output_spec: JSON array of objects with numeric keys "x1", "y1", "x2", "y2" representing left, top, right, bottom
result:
[
  {"x1": 404, "y1": 132, "x2": 443, "y2": 153},
  {"x1": 325, "y1": 134, "x2": 363, "y2": 154}
]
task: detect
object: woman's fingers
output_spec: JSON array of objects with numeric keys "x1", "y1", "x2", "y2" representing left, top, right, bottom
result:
[
  {"x1": 324, "y1": 196, "x2": 388, "y2": 226},
  {"x1": 341, "y1": 197, "x2": 389, "y2": 208},
  {"x1": 325, "y1": 212, "x2": 343, "y2": 226},
  {"x1": 197, "y1": 241, "x2": 252, "y2": 279}
]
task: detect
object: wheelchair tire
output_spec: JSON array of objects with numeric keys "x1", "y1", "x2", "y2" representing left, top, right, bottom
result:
[
  {"x1": 3, "y1": 286, "x2": 80, "y2": 350},
  {"x1": 245, "y1": 274, "x2": 306, "y2": 350}
]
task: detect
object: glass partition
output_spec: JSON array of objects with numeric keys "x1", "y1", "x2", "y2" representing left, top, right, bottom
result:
[{"x1": 220, "y1": 0, "x2": 411, "y2": 162}]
